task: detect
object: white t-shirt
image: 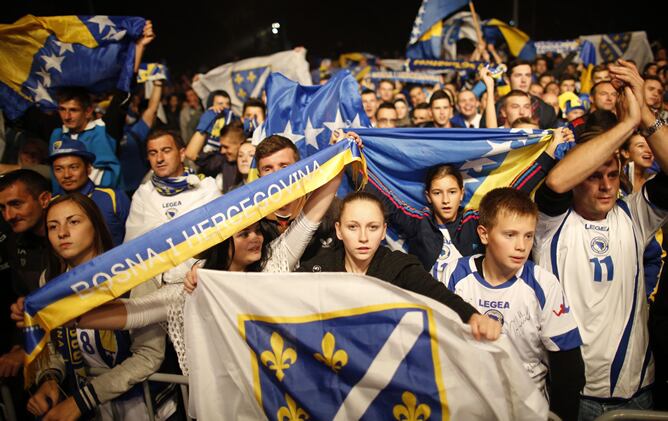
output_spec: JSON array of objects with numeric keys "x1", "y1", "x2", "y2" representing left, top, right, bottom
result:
[
  {"x1": 534, "y1": 187, "x2": 668, "y2": 399},
  {"x1": 442, "y1": 255, "x2": 581, "y2": 391}
]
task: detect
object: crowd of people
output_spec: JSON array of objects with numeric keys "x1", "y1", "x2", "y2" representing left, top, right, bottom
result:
[{"x1": 1, "y1": 18, "x2": 668, "y2": 421}]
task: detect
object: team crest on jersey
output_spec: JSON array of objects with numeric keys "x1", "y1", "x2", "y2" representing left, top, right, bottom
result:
[
  {"x1": 484, "y1": 309, "x2": 504, "y2": 326},
  {"x1": 165, "y1": 208, "x2": 178, "y2": 219},
  {"x1": 439, "y1": 245, "x2": 451, "y2": 259},
  {"x1": 590, "y1": 236, "x2": 609, "y2": 254}
]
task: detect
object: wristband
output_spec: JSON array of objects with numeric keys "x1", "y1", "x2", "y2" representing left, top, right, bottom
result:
[{"x1": 640, "y1": 117, "x2": 666, "y2": 138}]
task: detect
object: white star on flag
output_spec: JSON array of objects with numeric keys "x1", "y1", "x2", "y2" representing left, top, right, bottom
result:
[
  {"x1": 483, "y1": 140, "x2": 513, "y2": 157},
  {"x1": 459, "y1": 157, "x2": 497, "y2": 173},
  {"x1": 103, "y1": 28, "x2": 127, "y2": 41},
  {"x1": 349, "y1": 114, "x2": 365, "y2": 128},
  {"x1": 461, "y1": 171, "x2": 480, "y2": 187},
  {"x1": 278, "y1": 121, "x2": 304, "y2": 144},
  {"x1": 87, "y1": 16, "x2": 115, "y2": 33},
  {"x1": 42, "y1": 53, "x2": 65, "y2": 73},
  {"x1": 303, "y1": 118, "x2": 324, "y2": 150},
  {"x1": 36, "y1": 68, "x2": 52, "y2": 87},
  {"x1": 29, "y1": 82, "x2": 53, "y2": 104},
  {"x1": 323, "y1": 109, "x2": 347, "y2": 133},
  {"x1": 52, "y1": 40, "x2": 74, "y2": 55}
]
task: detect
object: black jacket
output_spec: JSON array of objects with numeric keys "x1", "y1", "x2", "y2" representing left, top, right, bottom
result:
[{"x1": 298, "y1": 245, "x2": 478, "y2": 323}]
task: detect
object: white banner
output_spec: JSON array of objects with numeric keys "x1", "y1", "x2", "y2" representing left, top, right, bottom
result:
[{"x1": 184, "y1": 271, "x2": 548, "y2": 420}]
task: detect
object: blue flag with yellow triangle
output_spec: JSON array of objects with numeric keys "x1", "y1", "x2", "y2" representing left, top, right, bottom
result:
[
  {"x1": 0, "y1": 15, "x2": 144, "y2": 120},
  {"x1": 406, "y1": 0, "x2": 469, "y2": 59}
]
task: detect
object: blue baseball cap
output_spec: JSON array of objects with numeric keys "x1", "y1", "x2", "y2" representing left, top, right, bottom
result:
[{"x1": 49, "y1": 138, "x2": 96, "y2": 163}]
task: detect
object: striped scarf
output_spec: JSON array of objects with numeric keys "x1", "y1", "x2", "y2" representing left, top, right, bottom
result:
[{"x1": 151, "y1": 167, "x2": 202, "y2": 196}]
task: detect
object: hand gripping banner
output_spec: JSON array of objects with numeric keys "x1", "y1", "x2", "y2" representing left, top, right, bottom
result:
[{"x1": 22, "y1": 138, "x2": 366, "y2": 367}]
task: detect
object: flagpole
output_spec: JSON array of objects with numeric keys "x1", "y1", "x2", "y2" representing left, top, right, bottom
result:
[{"x1": 468, "y1": 1, "x2": 485, "y2": 47}]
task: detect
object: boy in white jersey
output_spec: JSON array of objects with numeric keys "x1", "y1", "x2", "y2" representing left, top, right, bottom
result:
[
  {"x1": 533, "y1": 60, "x2": 668, "y2": 420},
  {"x1": 442, "y1": 187, "x2": 584, "y2": 421}
]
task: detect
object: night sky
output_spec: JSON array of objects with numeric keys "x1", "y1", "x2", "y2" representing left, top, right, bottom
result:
[{"x1": 4, "y1": 0, "x2": 665, "y2": 75}]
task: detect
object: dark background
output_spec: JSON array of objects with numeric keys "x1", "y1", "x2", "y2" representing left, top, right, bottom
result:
[{"x1": 4, "y1": 0, "x2": 665, "y2": 75}]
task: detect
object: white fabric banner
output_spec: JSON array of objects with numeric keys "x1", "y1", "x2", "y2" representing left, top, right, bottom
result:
[
  {"x1": 184, "y1": 271, "x2": 548, "y2": 420},
  {"x1": 578, "y1": 31, "x2": 653, "y2": 68},
  {"x1": 192, "y1": 49, "x2": 311, "y2": 116}
]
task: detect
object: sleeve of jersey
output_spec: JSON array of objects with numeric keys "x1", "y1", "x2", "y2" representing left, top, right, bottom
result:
[
  {"x1": 537, "y1": 267, "x2": 582, "y2": 352},
  {"x1": 129, "y1": 119, "x2": 151, "y2": 143},
  {"x1": 90, "y1": 129, "x2": 122, "y2": 188},
  {"x1": 627, "y1": 172, "x2": 668, "y2": 246}
]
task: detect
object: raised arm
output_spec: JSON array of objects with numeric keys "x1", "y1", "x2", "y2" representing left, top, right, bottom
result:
[
  {"x1": 546, "y1": 87, "x2": 640, "y2": 193},
  {"x1": 479, "y1": 67, "x2": 498, "y2": 128},
  {"x1": 141, "y1": 81, "x2": 163, "y2": 128},
  {"x1": 610, "y1": 59, "x2": 668, "y2": 172}
]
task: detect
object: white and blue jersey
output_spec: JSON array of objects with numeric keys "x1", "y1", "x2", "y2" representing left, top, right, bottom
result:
[
  {"x1": 430, "y1": 225, "x2": 462, "y2": 280},
  {"x1": 534, "y1": 183, "x2": 668, "y2": 399},
  {"x1": 442, "y1": 256, "x2": 582, "y2": 391}
]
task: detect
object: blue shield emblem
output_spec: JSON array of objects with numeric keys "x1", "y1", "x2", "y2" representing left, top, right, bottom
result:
[
  {"x1": 240, "y1": 305, "x2": 447, "y2": 420},
  {"x1": 232, "y1": 66, "x2": 270, "y2": 101},
  {"x1": 599, "y1": 33, "x2": 632, "y2": 62}
]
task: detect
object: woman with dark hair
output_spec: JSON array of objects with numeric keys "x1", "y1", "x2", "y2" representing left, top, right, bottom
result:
[
  {"x1": 26, "y1": 193, "x2": 167, "y2": 421},
  {"x1": 297, "y1": 191, "x2": 501, "y2": 340},
  {"x1": 33, "y1": 159, "x2": 349, "y2": 375}
]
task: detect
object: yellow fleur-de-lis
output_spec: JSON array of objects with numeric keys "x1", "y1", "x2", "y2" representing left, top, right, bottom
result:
[
  {"x1": 260, "y1": 332, "x2": 297, "y2": 381},
  {"x1": 393, "y1": 391, "x2": 431, "y2": 421},
  {"x1": 247, "y1": 70, "x2": 257, "y2": 83},
  {"x1": 234, "y1": 73, "x2": 244, "y2": 85},
  {"x1": 313, "y1": 332, "x2": 348, "y2": 373},
  {"x1": 277, "y1": 393, "x2": 309, "y2": 421}
]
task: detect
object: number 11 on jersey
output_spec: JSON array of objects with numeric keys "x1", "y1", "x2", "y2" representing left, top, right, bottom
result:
[{"x1": 589, "y1": 256, "x2": 614, "y2": 282}]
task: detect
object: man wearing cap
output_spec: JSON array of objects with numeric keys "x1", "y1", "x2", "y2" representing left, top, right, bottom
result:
[
  {"x1": 50, "y1": 139, "x2": 130, "y2": 246},
  {"x1": 49, "y1": 87, "x2": 122, "y2": 192}
]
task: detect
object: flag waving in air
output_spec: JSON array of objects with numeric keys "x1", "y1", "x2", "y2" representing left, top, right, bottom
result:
[{"x1": 0, "y1": 15, "x2": 145, "y2": 120}]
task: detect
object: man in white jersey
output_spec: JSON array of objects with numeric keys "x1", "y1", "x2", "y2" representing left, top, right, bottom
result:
[
  {"x1": 533, "y1": 60, "x2": 668, "y2": 419},
  {"x1": 125, "y1": 129, "x2": 220, "y2": 284},
  {"x1": 443, "y1": 187, "x2": 584, "y2": 421}
]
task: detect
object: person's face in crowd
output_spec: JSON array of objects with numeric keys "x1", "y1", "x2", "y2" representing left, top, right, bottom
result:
[
  {"x1": 212, "y1": 95, "x2": 231, "y2": 110},
  {"x1": 622, "y1": 135, "x2": 654, "y2": 170},
  {"x1": 566, "y1": 108, "x2": 585, "y2": 122},
  {"x1": 53, "y1": 156, "x2": 91, "y2": 193},
  {"x1": 185, "y1": 89, "x2": 201, "y2": 109},
  {"x1": 361, "y1": 93, "x2": 379, "y2": 121},
  {"x1": 257, "y1": 147, "x2": 297, "y2": 177},
  {"x1": 147, "y1": 134, "x2": 185, "y2": 178},
  {"x1": 477, "y1": 210, "x2": 536, "y2": 276},
  {"x1": 378, "y1": 81, "x2": 395, "y2": 103},
  {"x1": 426, "y1": 175, "x2": 464, "y2": 224},
  {"x1": 545, "y1": 82, "x2": 560, "y2": 96},
  {"x1": 412, "y1": 108, "x2": 432, "y2": 126},
  {"x1": 573, "y1": 156, "x2": 620, "y2": 220},
  {"x1": 592, "y1": 70, "x2": 611, "y2": 84},
  {"x1": 538, "y1": 74, "x2": 555, "y2": 88},
  {"x1": 228, "y1": 222, "x2": 264, "y2": 271},
  {"x1": 534, "y1": 59, "x2": 548, "y2": 76},
  {"x1": 431, "y1": 98, "x2": 453, "y2": 128},
  {"x1": 644, "y1": 79, "x2": 664, "y2": 109},
  {"x1": 409, "y1": 87, "x2": 427, "y2": 107},
  {"x1": 236, "y1": 143, "x2": 256, "y2": 176},
  {"x1": 58, "y1": 99, "x2": 93, "y2": 133},
  {"x1": 542, "y1": 92, "x2": 559, "y2": 115},
  {"x1": 376, "y1": 107, "x2": 398, "y2": 128},
  {"x1": 243, "y1": 106, "x2": 265, "y2": 124},
  {"x1": 47, "y1": 200, "x2": 96, "y2": 267},
  {"x1": 168, "y1": 95, "x2": 179, "y2": 109},
  {"x1": 457, "y1": 91, "x2": 479, "y2": 119},
  {"x1": 394, "y1": 101, "x2": 408, "y2": 119},
  {"x1": 220, "y1": 134, "x2": 242, "y2": 163},
  {"x1": 559, "y1": 79, "x2": 576, "y2": 94},
  {"x1": 0, "y1": 181, "x2": 50, "y2": 234},
  {"x1": 501, "y1": 95, "x2": 532, "y2": 127},
  {"x1": 509, "y1": 64, "x2": 532, "y2": 92},
  {"x1": 529, "y1": 84, "x2": 544, "y2": 97},
  {"x1": 335, "y1": 199, "x2": 387, "y2": 270},
  {"x1": 645, "y1": 64, "x2": 658, "y2": 77},
  {"x1": 591, "y1": 82, "x2": 618, "y2": 111}
]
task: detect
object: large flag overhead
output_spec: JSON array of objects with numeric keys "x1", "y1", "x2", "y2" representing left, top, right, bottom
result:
[
  {"x1": 192, "y1": 48, "x2": 311, "y2": 116},
  {"x1": 482, "y1": 18, "x2": 536, "y2": 60},
  {"x1": 22, "y1": 139, "x2": 365, "y2": 369},
  {"x1": 353, "y1": 128, "x2": 549, "y2": 214},
  {"x1": 256, "y1": 70, "x2": 371, "y2": 158},
  {"x1": 185, "y1": 271, "x2": 548, "y2": 420},
  {"x1": 579, "y1": 31, "x2": 654, "y2": 70},
  {"x1": 0, "y1": 15, "x2": 145, "y2": 120},
  {"x1": 406, "y1": 0, "x2": 469, "y2": 59}
]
